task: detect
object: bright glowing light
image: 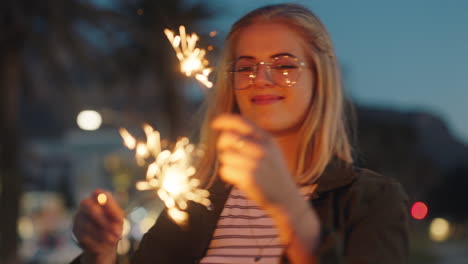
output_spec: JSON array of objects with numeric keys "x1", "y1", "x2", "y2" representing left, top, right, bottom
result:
[
  {"x1": 429, "y1": 218, "x2": 450, "y2": 241},
  {"x1": 164, "y1": 25, "x2": 213, "y2": 88},
  {"x1": 168, "y1": 207, "x2": 188, "y2": 223},
  {"x1": 122, "y1": 218, "x2": 130, "y2": 237},
  {"x1": 411, "y1": 201, "x2": 428, "y2": 220},
  {"x1": 77, "y1": 110, "x2": 102, "y2": 131},
  {"x1": 119, "y1": 128, "x2": 136, "y2": 149},
  {"x1": 18, "y1": 216, "x2": 34, "y2": 239},
  {"x1": 162, "y1": 168, "x2": 187, "y2": 196},
  {"x1": 117, "y1": 238, "x2": 130, "y2": 255},
  {"x1": 97, "y1": 193, "x2": 107, "y2": 205},
  {"x1": 139, "y1": 215, "x2": 158, "y2": 234},
  {"x1": 181, "y1": 57, "x2": 202, "y2": 74},
  {"x1": 119, "y1": 124, "x2": 211, "y2": 224}
]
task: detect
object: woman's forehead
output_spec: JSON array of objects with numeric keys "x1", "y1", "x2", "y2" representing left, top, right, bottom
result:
[{"x1": 234, "y1": 22, "x2": 306, "y2": 60}]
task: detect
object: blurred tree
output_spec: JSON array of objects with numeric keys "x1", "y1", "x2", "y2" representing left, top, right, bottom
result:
[
  {"x1": 427, "y1": 163, "x2": 468, "y2": 221},
  {"x1": 0, "y1": 0, "x2": 212, "y2": 262},
  {"x1": 1, "y1": 1, "x2": 123, "y2": 262},
  {"x1": 108, "y1": 0, "x2": 213, "y2": 136}
]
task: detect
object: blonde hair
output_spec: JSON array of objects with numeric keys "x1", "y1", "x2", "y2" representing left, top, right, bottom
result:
[{"x1": 196, "y1": 3, "x2": 353, "y2": 187}]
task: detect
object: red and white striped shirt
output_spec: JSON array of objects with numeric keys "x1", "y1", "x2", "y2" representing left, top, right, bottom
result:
[{"x1": 200, "y1": 185, "x2": 316, "y2": 264}]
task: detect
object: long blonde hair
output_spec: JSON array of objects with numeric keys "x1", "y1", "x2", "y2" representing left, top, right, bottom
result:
[{"x1": 196, "y1": 3, "x2": 353, "y2": 187}]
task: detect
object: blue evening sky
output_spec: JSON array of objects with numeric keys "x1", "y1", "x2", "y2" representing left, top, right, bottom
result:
[{"x1": 191, "y1": 0, "x2": 468, "y2": 143}]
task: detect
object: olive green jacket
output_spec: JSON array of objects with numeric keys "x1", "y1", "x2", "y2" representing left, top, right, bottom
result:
[{"x1": 129, "y1": 161, "x2": 410, "y2": 264}]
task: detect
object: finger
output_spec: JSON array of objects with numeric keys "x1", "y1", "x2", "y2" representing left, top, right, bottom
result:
[
  {"x1": 218, "y1": 150, "x2": 257, "y2": 169},
  {"x1": 217, "y1": 131, "x2": 264, "y2": 158},
  {"x1": 93, "y1": 190, "x2": 124, "y2": 222},
  {"x1": 102, "y1": 195, "x2": 124, "y2": 237},
  {"x1": 212, "y1": 114, "x2": 265, "y2": 139},
  {"x1": 79, "y1": 198, "x2": 109, "y2": 229},
  {"x1": 218, "y1": 164, "x2": 253, "y2": 187},
  {"x1": 78, "y1": 230, "x2": 119, "y2": 253},
  {"x1": 79, "y1": 198, "x2": 122, "y2": 238},
  {"x1": 74, "y1": 213, "x2": 120, "y2": 247},
  {"x1": 76, "y1": 234, "x2": 101, "y2": 252},
  {"x1": 91, "y1": 190, "x2": 124, "y2": 237}
]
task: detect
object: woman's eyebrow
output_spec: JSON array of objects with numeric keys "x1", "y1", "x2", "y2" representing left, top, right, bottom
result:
[
  {"x1": 236, "y1": 53, "x2": 297, "y2": 60},
  {"x1": 270, "y1": 52, "x2": 296, "y2": 58},
  {"x1": 237, "y1": 55, "x2": 256, "y2": 60}
]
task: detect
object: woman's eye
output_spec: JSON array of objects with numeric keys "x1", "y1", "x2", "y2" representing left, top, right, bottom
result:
[
  {"x1": 237, "y1": 66, "x2": 254, "y2": 72},
  {"x1": 274, "y1": 64, "x2": 297, "y2": 70}
]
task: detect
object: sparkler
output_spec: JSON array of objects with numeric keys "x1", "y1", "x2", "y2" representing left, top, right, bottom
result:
[
  {"x1": 164, "y1": 25, "x2": 213, "y2": 88},
  {"x1": 119, "y1": 124, "x2": 211, "y2": 224}
]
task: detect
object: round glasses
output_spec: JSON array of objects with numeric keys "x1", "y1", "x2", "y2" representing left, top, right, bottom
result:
[{"x1": 228, "y1": 55, "x2": 308, "y2": 90}]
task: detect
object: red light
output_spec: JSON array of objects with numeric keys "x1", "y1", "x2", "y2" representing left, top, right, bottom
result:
[{"x1": 411, "y1": 202, "x2": 428, "y2": 220}]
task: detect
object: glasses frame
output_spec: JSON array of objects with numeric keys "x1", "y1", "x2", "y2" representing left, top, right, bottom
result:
[{"x1": 228, "y1": 55, "x2": 308, "y2": 90}]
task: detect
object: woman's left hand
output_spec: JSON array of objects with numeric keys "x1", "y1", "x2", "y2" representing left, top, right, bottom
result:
[{"x1": 212, "y1": 113, "x2": 299, "y2": 210}]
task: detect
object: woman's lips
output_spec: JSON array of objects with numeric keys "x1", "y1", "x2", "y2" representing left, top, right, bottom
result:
[{"x1": 251, "y1": 95, "x2": 285, "y2": 105}]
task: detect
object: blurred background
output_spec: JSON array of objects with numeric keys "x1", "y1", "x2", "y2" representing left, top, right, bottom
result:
[{"x1": 1, "y1": 0, "x2": 467, "y2": 263}]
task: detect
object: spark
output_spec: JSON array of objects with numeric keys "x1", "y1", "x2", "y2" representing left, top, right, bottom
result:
[
  {"x1": 164, "y1": 25, "x2": 213, "y2": 88},
  {"x1": 119, "y1": 124, "x2": 210, "y2": 224}
]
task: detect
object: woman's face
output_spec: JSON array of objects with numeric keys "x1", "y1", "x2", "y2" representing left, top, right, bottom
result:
[{"x1": 233, "y1": 22, "x2": 314, "y2": 135}]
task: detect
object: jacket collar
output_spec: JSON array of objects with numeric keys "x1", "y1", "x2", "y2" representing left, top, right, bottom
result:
[{"x1": 311, "y1": 159, "x2": 356, "y2": 198}]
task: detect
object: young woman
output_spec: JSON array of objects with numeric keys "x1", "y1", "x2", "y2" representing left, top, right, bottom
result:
[{"x1": 72, "y1": 4, "x2": 409, "y2": 264}]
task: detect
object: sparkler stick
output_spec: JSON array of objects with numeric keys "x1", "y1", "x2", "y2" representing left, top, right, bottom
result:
[
  {"x1": 164, "y1": 25, "x2": 213, "y2": 88},
  {"x1": 119, "y1": 124, "x2": 211, "y2": 224}
]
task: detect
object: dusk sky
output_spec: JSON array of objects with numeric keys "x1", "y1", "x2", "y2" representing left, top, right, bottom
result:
[{"x1": 192, "y1": 0, "x2": 468, "y2": 144}]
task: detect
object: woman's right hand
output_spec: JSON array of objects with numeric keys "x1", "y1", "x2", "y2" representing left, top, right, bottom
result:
[{"x1": 72, "y1": 189, "x2": 124, "y2": 263}]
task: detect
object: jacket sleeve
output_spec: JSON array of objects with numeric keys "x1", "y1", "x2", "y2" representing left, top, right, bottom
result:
[
  {"x1": 130, "y1": 209, "x2": 197, "y2": 264},
  {"x1": 341, "y1": 180, "x2": 410, "y2": 263}
]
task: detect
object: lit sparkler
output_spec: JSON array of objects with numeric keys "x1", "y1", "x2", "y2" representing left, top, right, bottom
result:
[
  {"x1": 119, "y1": 124, "x2": 211, "y2": 224},
  {"x1": 164, "y1": 25, "x2": 213, "y2": 88}
]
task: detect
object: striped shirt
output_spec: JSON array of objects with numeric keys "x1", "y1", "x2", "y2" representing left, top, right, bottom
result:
[{"x1": 200, "y1": 185, "x2": 316, "y2": 264}]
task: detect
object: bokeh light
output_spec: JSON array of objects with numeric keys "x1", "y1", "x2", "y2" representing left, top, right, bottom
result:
[
  {"x1": 429, "y1": 218, "x2": 450, "y2": 242},
  {"x1": 139, "y1": 215, "x2": 158, "y2": 234},
  {"x1": 117, "y1": 238, "x2": 130, "y2": 255},
  {"x1": 122, "y1": 218, "x2": 130, "y2": 237},
  {"x1": 18, "y1": 216, "x2": 35, "y2": 240},
  {"x1": 411, "y1": 201, "x2": 428, "y2": 220},
  {"x1": 76, "y1": 110, "x2": 102, "y2": 131}
]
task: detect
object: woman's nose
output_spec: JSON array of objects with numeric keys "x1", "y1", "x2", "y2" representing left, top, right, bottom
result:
[{"x1": 252, "y1": 63, "x2": 274, "y2": 87}]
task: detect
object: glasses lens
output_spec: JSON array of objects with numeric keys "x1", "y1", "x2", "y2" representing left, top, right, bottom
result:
[
  {"x1": 271, "y1": 56, "x2": 301, "y2": 87},
  {"x1": 231, "y1": 59, "x2": 256, "y2": 89},
  {"x1": 230, "y1": 56, "x2": 303, "y2": 89}
]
